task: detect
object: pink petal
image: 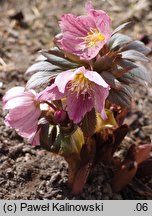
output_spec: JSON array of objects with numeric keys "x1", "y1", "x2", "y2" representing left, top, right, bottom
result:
[
  {"x1": 28, "y1": 128, "x2": 41, "y2": 146},
  {"x1": 67, "y1": 92, "x2": 93, "y2": 123},
  {"x1": 88, "y1": 8, "x2": 111, "y2": 41},
  {"x1": 4, "y1": 96, "x2": 34, "y2": 110},
  {"x1": 55, "y1": 70, "x2": 76, "y2": 93},
  {"x1": 3, "y1": 86, "x2": 24, "y2": 105},
  {"x1": 19, "y1": 109, "x2": 41, "y2": 133},
  {"x1": 85, "y1": 1, "x2": 93, "y2": 12},
  {"x1": 5, "y1": 104, "x2": 36, "y2": 121},
  {"x1": 37, "y1": 84, "x2": 64, "y2": 101},
  {"x1": 84, "y1": 70, "x2": 109, "y2": 88},
  {"x1": 57, "y1": 2, "x2": 111, "y2": 60},
  {"x1": 92, "y1": 84, "x2": 109, "y2": 120},
  {"x1": 60, "y1": 14, "x2": 87, "y2": 36},
  {"x1": 5, "y1": 108, "x2": 40, "y2": 135}
]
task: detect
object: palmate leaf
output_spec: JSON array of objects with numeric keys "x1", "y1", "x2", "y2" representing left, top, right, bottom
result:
[
  {"x1": 108, "y1": 33, "x2": 132, "y2": 50},
  {"x1": 26, "y1": 61, "x2": 60, "y2": 74},
  {"x1": 122, "y1": 85, "x2": 134, "y2": 98},
  {"x1": 35, "y1": 55, "x2": 47, "y2": 61},
  {"x1": 112, "y1": 67, "x2": 131, "y2": 78},
  {"x1": 118, "y1": 59, "x2": 137, "y2": 70},
  {"x1": 108, "y1": 86, "x2": 133, "y2": 107},
  {"x1": 129, "y1": 65, "x2": 151, "y2": 84},
  {"x1": 112, "y1": 22, "x2": 131, "y2": 35},
  {"x1": 119, "y1": 65, "x2": 151, "y2": 86},
  {"x1": 121, "y1": 50, "x2": 149, "y2": 62},
  {"x1": 40, "y1": 49, "x2": 79, "y2": 69},
  {"x1": 26, "y1": 71, "x2": 59, "y2": 89},
  {"x1": 43, "y1": 47, "x2": 65, "y2": 58},
  {"x1": 118, "y1": 73, "x2": 137, "y2": 85},
  {"x1": 122, "y1": 40, "x2": 151, "y2": 54},
  {"x1": 26, "y1": 47, "x2": 81, "y2": 89},
  {"x1": 101, "y1": 72, "x2": 123, "y2": 90}
]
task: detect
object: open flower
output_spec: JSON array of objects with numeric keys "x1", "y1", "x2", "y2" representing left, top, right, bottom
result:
[
  {"x1": 3, "y1": 87, "x2": 41, "y2": 145},
  {"x1": 56, "y1": 1, "x2": 111, "y2": 60},
  {"x1": 38, "y1": 67, "x2": 110, "y2": 123}
]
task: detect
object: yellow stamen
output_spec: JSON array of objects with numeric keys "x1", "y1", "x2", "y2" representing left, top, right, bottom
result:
[
  {"x1": 69, "y1": 73, "x2": 93, "y2": 97},
  {"x1": 83, "y1": 28, "x2": 105, "y2": 48}
]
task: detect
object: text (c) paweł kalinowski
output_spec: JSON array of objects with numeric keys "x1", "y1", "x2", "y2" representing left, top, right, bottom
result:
[{"x1": 20, "y1": 203, "x2": 103, "y2": 212}]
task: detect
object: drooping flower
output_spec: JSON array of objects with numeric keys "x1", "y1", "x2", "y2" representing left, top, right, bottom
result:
[
  {"x1": 38, "y1": 67, "x2": 110, "y2": 123},
  {"x1": 55, "y1": 1, "x2": 111, "y2": 60},
  {"x1": 3, "y1": 87, "x2": 42, "y2": 145}
]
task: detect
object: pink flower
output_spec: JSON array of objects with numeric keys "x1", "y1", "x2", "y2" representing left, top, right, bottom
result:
[
  {"x1": 39, "y1": 67, "x2": 110, "y2": 123},
  {"x1": 3, "y1": 87, "x2": 41, "y2": 145},
  {"x1": 56, "y1": 1, "x2": 111, "y2": 60}
]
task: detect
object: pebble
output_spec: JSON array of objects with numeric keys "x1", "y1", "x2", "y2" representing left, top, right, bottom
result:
[{"x1": 49, "y1": 172, "x2": 61, "y2": 185}]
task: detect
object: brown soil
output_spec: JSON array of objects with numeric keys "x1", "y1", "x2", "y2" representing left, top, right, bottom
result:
[{"x1": 0, "y1": 0, "x2": 152, "y2": 199}]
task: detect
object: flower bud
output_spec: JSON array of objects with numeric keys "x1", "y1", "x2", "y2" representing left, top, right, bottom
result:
[{"x1": 54, "y1": 109, "x2": 67, "y2": 123}]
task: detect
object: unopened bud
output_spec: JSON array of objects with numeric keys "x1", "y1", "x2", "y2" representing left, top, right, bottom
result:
[{"x1": 54, "y1": 110, "x2": 67, "y2": 123}]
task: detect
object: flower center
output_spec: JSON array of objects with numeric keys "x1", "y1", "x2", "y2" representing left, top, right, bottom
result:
[
  {"x1": 83, "y1": 28, "x2": 105, "y2": 48},
  {"x1": 69, "y1": 73, "x2": 93, "y2": 97}
]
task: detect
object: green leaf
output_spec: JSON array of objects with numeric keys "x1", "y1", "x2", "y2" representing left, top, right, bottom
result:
[
  {"x1": 121, "y1": 50, "x2": 149, "y2": 62},
  {"x1": 80, "y1": 108, "x2": 97, "y2": 137},
  {"x1": 119, "y1": 73, "x2": 138, "y2": 84},
  {"x1": 101, "y1": 72, "x2": 123, "y2": 90},
  {"x1": 118, "y1": 59, "x2": 137, "y2": 70},
  {"x1": 26, "y1": 61, "x2": 60, "y2": 74},
  {"x1": 128, "y1": 65, "x2": 151, "y2": 84},
  {"x1": 43, "y1": 47, "x2": 65, "y2": 58},
  {"x1": 122, "y1": 40, "x2": 151, "y2": 54},
  {"x1": 122, "y1": 85, "x2": 134, "y2": 98},
  {"x1": 108, "y1": 87, "x2": 132, "y2": 107},
  {"x1": 40, "y1": 50, "x2": 79, "y2": 69},
  {"x1": 119, "y1": 65, "x2": 151, "y2": 86},
  {"x1": 112, "y1": 22, "x2": 131, "y2": 35},
  {"x1": 108, "y1": 33, "x2": 132, "y2": 50},
  {"x1": 26, "y1": 71, "x2": 59, "y2": 89}
]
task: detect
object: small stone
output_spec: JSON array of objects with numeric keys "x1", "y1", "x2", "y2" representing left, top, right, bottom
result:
[
  {"x1": 56, "y1": 194, "x2": 62, "y2": 199},
  {"x1": 49, "y1": 172, "x2": 61, "y2": 185}
]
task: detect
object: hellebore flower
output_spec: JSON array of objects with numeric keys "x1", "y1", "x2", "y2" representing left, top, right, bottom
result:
[
  {"x1": 38, "y1": 66, "x2": 110, "y2": 124},
  {"x1": 56, "y1": 1, "x2": 111, "y2": 60},
  {"x1": 3, "y1": 87, "x2": 41, "y2": 145}
]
